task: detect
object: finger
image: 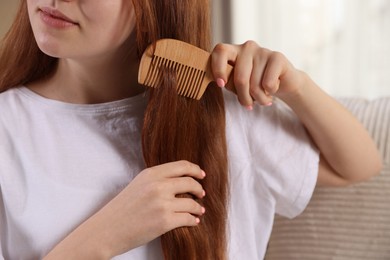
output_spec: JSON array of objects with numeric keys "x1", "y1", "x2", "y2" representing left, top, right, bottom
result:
[
  {"x1": 170, "y1": 213, "x2": 201, "y2": 229},
  {"x1": 149, "y1": 160, "x2": 206, "y2": 180},
  {"x1": 248, "y1": 52, "x2": 273, "y2": 106},
  {"x1": 158, "y1": 200, "x2": 204, "y2": 233},
  {"x1": 262, "y1": 52, "x2": 286, "y2": 96},
  {"x1": 233, "y1": 46, "x2": 255, "y2": 107},
  {"x1": 169, "y1": 177, "x2": 205, "y2": 199},
  {"x1": 211, "y1": 43, "x2": 237, "y2": 87},
  {"x1": 173, "y1": 198, "x2": 205, "y2": 216}
]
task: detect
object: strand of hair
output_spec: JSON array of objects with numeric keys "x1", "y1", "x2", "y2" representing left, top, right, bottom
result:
[
  {"x1": 143, "y1": 56, "x2": 156, "y2": 87},
  {"x1": 191, "y1": 69, "x2": 204, "y2": 98},
  {"x1": 182, "y1": 66, "x2": 196, "y2": 97},
  {"x1": 145, "y1": 55, "x2": 206, "y2": 99},
  {"x1": 145, "y1": 55, "x2": 161, "y2": 88},
  {"x1": 178, "y1": 65, "x2": 191, "y2": 96}
]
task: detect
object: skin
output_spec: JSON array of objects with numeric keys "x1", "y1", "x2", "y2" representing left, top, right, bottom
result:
[
  {"x1": 27, "y1": 0, "x2": 144, "y2": 103},
  {"x1": 24, "y1": 0, "x2": 382, "y2": 258}
]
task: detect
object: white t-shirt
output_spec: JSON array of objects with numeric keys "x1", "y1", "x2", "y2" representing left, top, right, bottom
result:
[{"x1": 0, "y1": 87, "x2": 319, "y2": 259}]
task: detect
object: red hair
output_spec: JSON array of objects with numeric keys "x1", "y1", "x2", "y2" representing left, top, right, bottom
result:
[
  {"x1": 0, "y1": 1, "x2": 228, "y2": 259},
  {"x1": 0, "y1": 1, "x2": 56, "y2": 91}
]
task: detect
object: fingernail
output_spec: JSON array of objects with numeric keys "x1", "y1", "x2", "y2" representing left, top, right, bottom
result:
[
  {"x1": 201, "y1": 170, "x2": 206, "y2": 177},
  {"x1": 216, "y1": 78, "x2": 226, "y2": 88},
  {"x1": 245, "y1": 105, "x2": 253, "y2": 111},
  {"x1": 203, "y1": 190, "x2": 206, "y2": 197},
  {"x1": 201, "y1": 207, "x2": 206, "y2": 214},
  {"x1": 265, "y1": 102, "x2": 273, "y2": 107},
  {"x1": 195, "y1": 218, "x2": 200, "y2": 224}
]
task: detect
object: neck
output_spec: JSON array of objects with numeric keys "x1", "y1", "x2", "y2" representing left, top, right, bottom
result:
[{"x1": 28, "y1": 37, "x2": 145, "y2": 104}]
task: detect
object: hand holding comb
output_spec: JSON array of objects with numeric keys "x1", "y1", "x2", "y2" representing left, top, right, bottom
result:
[{"x1": 138, "y1": 39, "x2": 234, "y2": 100}]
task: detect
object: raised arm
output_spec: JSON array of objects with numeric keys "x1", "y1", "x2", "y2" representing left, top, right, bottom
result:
[
  {"x1": 278, "y1": 73, "x2": 382, "y2": 186},
  {"x1": 211, "y1": 40, "x2": 382, "y2": 187}
]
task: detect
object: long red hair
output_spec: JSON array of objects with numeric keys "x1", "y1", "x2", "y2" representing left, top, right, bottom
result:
[{"x1": 0, "y1": 1, "x2": 228, "y2": 259}]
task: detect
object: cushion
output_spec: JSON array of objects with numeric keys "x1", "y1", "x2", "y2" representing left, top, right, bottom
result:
[{"x1": 265, "y1": 97, "x2": 390, "y2": 260}]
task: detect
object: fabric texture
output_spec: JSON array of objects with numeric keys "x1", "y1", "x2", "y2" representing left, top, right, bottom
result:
[
  {"x1": 0, "y1": 87, "x2": 319, "y2": 259},
  {"x1": 265, "y1": 97, "x2": 390, "y2": 260}
]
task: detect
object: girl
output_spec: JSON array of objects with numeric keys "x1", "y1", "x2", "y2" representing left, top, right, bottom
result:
[{"x1": 0, "y1": 0, "x2": 381, "y2": 259}]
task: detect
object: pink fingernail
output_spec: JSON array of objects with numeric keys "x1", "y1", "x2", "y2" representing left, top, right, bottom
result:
[
  {"x1": 201, "y1": 207, "x2": 206, "y2": 214},
  {"x1": 203, "y1": 190, "x2": 206, "y2": 197},
  {"x1": 195, "y1": 218, "x2": 200, "y2": 224},
  {"x1": 245, "y1": 105, "x2": 253, "y2": 111},
  {"x1": 265, "y1": 102, "x2": 273, "y2": 107},
  {"x1": 216, "y1": 78, "x2": 226, "y2": 88},
  {"x1": 201, "y1": 170, "x2": 206, "y2": 177}
]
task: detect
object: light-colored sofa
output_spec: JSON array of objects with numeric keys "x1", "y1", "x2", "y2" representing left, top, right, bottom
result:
[{"x1": 265, "y1": 97, "x2": 390, "y2": 260}]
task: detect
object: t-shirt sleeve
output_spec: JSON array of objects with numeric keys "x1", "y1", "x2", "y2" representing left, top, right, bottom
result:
[
  {"x1": 0, "y1": 120, "x2": 5, "y2": 259},
  {"x1": 0, "y1": 187, "x2": 5, "y2": 260},
  {"x1": 260, "y1": 101, "x2": 319, "y2": 218},
  {"x1": 225, "y1": 91, "x2": 319, "y2": 219}
]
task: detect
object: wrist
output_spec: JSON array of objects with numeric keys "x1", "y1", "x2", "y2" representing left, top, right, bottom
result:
[
  {"x1": 276, "y1": 71, "x2": 311, "y2": 107},
  {"x1": 43, "y1": 218, "x2": 113, "y2": 260}
]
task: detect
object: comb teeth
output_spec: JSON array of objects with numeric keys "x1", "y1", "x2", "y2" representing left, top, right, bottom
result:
[
  {"x1": 138, "y1": 39, "x2": 233, "y2": 100},
  {"x1": 143, "y1": 55, "x2": 206, "y2": 99}
]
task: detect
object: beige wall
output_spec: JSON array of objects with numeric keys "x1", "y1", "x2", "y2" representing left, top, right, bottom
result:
[{"x1": 0, "y1": 0, "x2": 19, "y2": 39}]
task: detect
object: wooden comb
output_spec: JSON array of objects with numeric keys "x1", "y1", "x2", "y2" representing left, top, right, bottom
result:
[{"x1": 138, "y1": 38, "x2": 233, "y2": 100}]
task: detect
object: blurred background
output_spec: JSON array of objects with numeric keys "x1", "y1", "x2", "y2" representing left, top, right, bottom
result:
[
  {"x1": 1, "y1": 0, "x2": 389, "y2": 99},
  {"x1": 0, "y1": 0, "x2": 17, "y2": 39},
  {"x1": 212, "y1": 0, "x2": 390, "y2": 99}
]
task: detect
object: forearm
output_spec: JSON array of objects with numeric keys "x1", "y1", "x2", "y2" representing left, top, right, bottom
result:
[
  {"x1": 44, "y1": 161, "x2": 207, "y2": 259},
  {"x1": 278, "y1": 72, "x2": 382, "y2": 183},
  {"x1": 43, "y1": 216, "x2": 111, "y2": 260}
]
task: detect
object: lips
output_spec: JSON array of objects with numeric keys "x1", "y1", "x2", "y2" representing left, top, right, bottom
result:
[{"x1": 39, "y1": 7, "x2": 78, "y2": 28}]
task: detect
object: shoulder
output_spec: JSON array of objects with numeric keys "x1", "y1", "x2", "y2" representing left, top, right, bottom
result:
[
  {"x1": 0, "y1": 88, "x2": 22, "y2": 180},
  {"x1": 223, "y1": 89, "x2": 307, "y2": 143},
  {"x1": 223, "y1": 89, "x2": 319, "y2": 218},
  {"x1": 0, "y1": 87, "x2": 26, "y2": 112},
  {"x1": 0, "y1": 87, "x2": 29, "y2": 137},
  {"x1": 223, "y1": 88, "x2": 318, "y2": 160},
  {"x1": 0, "y1": 87, "x2": 25, "y2": 121}
]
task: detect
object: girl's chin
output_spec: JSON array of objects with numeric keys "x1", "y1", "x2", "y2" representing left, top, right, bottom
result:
[
  {"x1": 36, "y1": 43, "x2": 76, "y2": 59},
  {"x1": 35, "y1": 39, "x2": 62, "y2": 58},
  {"x1": 34, "y1": 36, "x2": 82, "y2": 59}
]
